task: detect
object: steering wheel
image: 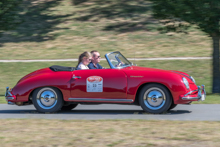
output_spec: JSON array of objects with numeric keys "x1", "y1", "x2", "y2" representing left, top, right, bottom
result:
[{"x1": 115, "y1": 62, "x2": 124, "y2": 67}]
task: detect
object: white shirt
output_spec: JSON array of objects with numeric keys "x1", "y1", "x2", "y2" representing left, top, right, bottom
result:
[{"x1": 77, "y1": 62, "x2": 89, "y2": 70}]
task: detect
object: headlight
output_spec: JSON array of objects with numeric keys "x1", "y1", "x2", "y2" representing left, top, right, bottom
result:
[
  {"x1": 182, "y1": 77, "x2": 189, "y2": 90},
  {"x1": 190, "y1": 76, "x2": 196, "y2": 84}
]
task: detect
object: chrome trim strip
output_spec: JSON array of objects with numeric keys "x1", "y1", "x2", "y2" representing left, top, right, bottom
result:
[
  {"x1": 184, "y1": 89, "x2": 198, "y2": 97},
  {"x1": 72, "y1": 76, "x2": 81, "y2": 79},
  {"x1": 6, "y1": 97, "x2": 14, "y2": 100},
  {"x1": 68, "y1": 98, "x2": 133, "y2": 102},
  {"x1": 182, "y1": 96, "x2": 201, "y2": 100}
]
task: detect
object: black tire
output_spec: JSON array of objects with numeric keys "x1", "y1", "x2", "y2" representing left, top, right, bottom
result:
[
  {"x1": 61, "y1": 104, "x2": 78, "y2": 110},
  {"x1": 168, "y1": 103, "x2": 177, "y2": 111},
  {"x1": 32, "y1": 87, "x2": 63, "y2": 113},
  {"x1": 139, "y1": 84, "x2": 172, "y2": 114}
]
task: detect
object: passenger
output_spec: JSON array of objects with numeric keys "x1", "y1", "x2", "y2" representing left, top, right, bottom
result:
[
  {"x1": 76, "y1": 51, "x2": 92, "y2": 70},
  {"x1": 88, "y1": 50, "x2": 104, "y2": 69}
]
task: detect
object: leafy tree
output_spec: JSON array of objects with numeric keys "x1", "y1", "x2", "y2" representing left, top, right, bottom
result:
[
  {"x1": 150, "y1": 0, "x2": 220, "y2": 93},
  {"x1": 0, "y1": 0, "x2": 23, "y2": 33}
]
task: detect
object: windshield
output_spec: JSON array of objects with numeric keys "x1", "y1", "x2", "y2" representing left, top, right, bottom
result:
[{"x1": 105, "y1": 52, "x2": 132, "y2": 69}]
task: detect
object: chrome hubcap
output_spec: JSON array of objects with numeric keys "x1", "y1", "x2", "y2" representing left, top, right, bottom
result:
[
  {"x1": 36, "y1": 88, "x2": 58, "y2": 109},
  {"x1": 143, "y1": 87, "x2": 166, "y2": 110}
]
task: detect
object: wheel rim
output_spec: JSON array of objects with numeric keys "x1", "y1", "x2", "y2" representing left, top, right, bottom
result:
[
  {"x1": 143, "y1": 87, "x2": 166, "y2": 110},
  {"x1": 36, "y1": 88, "x2": 58, "y2": 109}
]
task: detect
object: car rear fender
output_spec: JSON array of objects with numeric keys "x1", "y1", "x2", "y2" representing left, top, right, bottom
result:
[{"x1": 28, "y1": 86, "x2": 64, "y2": 102}]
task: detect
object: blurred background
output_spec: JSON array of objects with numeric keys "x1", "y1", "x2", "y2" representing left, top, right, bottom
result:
[{"x1": 0, "y1": 0, "x2": 217, "y2": 102}]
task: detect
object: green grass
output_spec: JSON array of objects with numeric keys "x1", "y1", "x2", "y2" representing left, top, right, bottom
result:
[
  {"x1": 2, "y1": 119, "x2": 220, "y2": 146},
  {"x1": 193, "y1": 94, "x2": 220, "y2": 104},
  {"x1": 0, "y1": 97, "x2": 5, "y2": 104},
  {"x1": 0, "y1": 0, "x2": 212, "y2": 60},
  {"x1": 1, "y1": 59, "x2": 219, "y2": 104}
]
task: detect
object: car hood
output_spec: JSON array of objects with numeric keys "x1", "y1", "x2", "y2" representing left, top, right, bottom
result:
[
  {"x1": 127, "y1": 66, "x2": 192, "y2": 80},
  {"x1": 170, "y1": 70, "x2": 190, "y2": 78},
  {"x1": 128, "y1": 66, "x2": 186, "y2": 74}
]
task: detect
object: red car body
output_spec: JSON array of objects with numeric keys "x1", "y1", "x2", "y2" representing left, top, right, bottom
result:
[{"x1": 5, "y1": 52, "x2": 206, "y2": 113}]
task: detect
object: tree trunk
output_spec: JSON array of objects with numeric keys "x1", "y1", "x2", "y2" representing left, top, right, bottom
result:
[{"x1": 212, "y1": 35, "x2": 220, "y2": 93}]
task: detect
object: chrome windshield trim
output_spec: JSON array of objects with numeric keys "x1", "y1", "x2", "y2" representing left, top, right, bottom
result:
[
  {"x1": 105, "y1": 51, "x2": 132, "y2": 69},
  {"x1": 68, "y1": 98, "x2": 133, "y2": 102},
  {"x1": 105, "y1": 52, "x2": 115, "y2": 69}
]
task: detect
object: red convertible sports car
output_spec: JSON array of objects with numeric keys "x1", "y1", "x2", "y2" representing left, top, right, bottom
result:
[{"x1": 5, "y1": 51, "x2": 206, "y2": 114}]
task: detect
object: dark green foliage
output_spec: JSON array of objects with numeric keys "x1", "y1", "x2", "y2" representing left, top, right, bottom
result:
[
  {"x1": 150, "y1": 0, "x2": 220, "y2": 93},
  {"x1": 150, "y1": 0, "x2": 220, "y2": 36},
  {"x1": 0, "y1": 0, "x2": 23, "y2": 32}
]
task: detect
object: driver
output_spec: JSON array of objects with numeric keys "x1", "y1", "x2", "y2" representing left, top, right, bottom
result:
[{"x1": 88, "y1": 50, "x2": 104, "y2": 69}]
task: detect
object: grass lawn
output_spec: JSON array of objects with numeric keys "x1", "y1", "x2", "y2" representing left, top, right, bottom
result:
[
  {"x1": 0, "y1": 119, "x2": 220, "y2": 147},
  {"x1": 1, "y1": 59, "x2": 219, "y2": 104},
  {"x1": 0, "y1": 0, "x2": 212, "y2": 60}
]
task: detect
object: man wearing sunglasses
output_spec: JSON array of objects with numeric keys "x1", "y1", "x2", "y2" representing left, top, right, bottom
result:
[{"x1": 88, "y1": 50, "x2": 104, "y2": 69}]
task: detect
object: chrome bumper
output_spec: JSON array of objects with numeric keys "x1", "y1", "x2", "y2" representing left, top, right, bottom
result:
[
  {"x1": 5, "y1": 87, "x2": 15, "y2": 105},
  {"x1": 181, "y1": 85, "x2": 206, "y2": 101}
]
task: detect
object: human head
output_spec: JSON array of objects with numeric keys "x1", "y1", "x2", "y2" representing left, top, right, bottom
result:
[
  {"x1": 90, "y1": 50, "x2": 101, "y2": 64},
  {"x1": 77, "y1": 51, "x2": 92, "y2": 66}
]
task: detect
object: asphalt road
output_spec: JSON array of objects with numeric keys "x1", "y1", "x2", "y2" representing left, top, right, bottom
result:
[{"x1": 0, "y1": 104, "x2": 219, "y2": 121}]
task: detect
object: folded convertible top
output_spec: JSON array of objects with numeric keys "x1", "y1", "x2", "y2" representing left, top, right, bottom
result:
[{"x1": 49, "y1": 65, "x2": 75, "y2": 71}]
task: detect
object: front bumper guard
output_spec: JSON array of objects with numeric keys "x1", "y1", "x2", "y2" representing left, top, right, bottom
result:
[{"x1": 181, "y1": 85, "x2": 206, "y2": 101}]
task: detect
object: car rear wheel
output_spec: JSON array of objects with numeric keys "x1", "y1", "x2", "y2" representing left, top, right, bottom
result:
[
  {"x1": 61, "y1": 104, "x2": 78, "y2": 110},
  {"x1": 139, "y1": 84, "x2": 172, "y2": 114},
  {"x1": 32, "y1": 87, "x2": 63, "y2": 113}
]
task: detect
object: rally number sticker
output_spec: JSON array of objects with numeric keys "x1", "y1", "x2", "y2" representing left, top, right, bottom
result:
[{"x1": 87, "y1": 76, "x2": 103, "y2": 92}]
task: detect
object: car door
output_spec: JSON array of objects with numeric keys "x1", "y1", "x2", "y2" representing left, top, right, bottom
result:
[{"x1": 70, "y1": 69, "x2": 127, "y2": 99}]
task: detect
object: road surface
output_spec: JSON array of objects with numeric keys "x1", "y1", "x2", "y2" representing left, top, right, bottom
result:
[{"x1": 0, "y1": 104, "x2": 219, "y2": 121}]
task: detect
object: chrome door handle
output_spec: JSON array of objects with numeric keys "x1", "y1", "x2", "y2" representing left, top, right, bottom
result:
[{"x1": 72, "y1": 76, "x2": 81, "y2": 79}]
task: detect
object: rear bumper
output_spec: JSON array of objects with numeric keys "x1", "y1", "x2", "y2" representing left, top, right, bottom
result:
[
  {"x1": 180, "y1": 85, "x2": 206, "y2": 101},
  {"x1": 5, "y1": 87, "x2": 16, "y2": 105}
]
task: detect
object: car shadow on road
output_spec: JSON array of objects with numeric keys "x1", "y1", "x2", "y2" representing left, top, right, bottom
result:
[
  {"x1": 0, "y1": 109, "x2": 191, "y2": 115},
  {"x1": 168, "y1": 110, "x2": 191, "y2": 115}
]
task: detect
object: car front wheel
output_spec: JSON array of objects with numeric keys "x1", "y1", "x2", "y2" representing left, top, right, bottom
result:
[
  {"x1": 139, "y1": 84, "x2": 172, "y2": 114},
  {"x1": 32, "y1": 87, "x2": 63, "y2": 113},
  {"x1": 168, "y1": 103, "x2": 177, "y2": 111}
]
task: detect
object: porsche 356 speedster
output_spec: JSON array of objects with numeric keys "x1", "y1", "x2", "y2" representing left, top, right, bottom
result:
[{"x1": 5, "y1": 51, "x2": 206, "y2": 114}]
